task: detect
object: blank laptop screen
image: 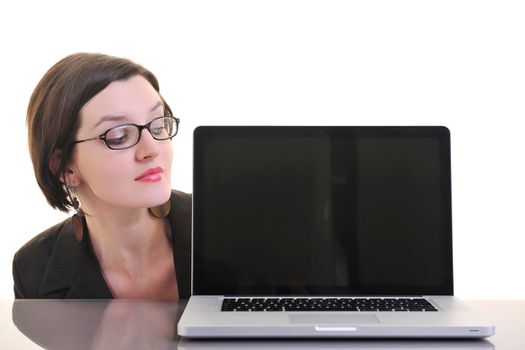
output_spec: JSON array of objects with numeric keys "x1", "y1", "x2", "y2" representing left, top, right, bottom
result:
[{"x1": 193, "y1": 126, "x2": 453, "y2": 296}]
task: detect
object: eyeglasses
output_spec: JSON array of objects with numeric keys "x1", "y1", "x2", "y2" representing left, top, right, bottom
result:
[{"x1": 73, "y1": 116, "x2": 180, "y2": 150}]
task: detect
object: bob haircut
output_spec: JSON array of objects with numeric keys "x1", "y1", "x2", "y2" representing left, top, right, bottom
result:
[{"x1": 27, "y1": 53, "x2": 173, "y2": 213}]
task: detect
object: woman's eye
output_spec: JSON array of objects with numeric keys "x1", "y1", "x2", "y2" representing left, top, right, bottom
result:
[
  {"x1": 106, "y1": 128, "x2": 130, "y2": 145},
  {"x1": 151, "y1": 127, "x2": 166, "y2": 136},
  {"x1": 108, "y1": 134, "x2": 128, "y2": 145}
]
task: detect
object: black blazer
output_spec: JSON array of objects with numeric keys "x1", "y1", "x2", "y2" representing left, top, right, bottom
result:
[{"x1": 12, "y1": 190, "x2": 192, "y2": 299}]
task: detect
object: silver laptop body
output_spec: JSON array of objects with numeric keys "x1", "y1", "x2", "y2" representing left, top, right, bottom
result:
[
  {"x1": 178, "y1": 336, "x2": 495, "y2": 350},
  {"x1": 178, "y1": 126, "x2": 494, "y2": 338}
]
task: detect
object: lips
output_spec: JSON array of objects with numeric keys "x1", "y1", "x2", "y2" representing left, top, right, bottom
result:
[{"x1": 134, "y1": 167, "x2": 164, "y2": 182}]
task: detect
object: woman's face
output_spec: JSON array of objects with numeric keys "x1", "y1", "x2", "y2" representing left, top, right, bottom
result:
[{"x1": 71, "y1": 75, "x2": 173, "y2": 211}]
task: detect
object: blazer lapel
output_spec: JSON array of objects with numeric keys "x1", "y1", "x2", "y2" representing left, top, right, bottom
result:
[
  {"x1": 65, "y1": 258, "x2": 112, "y2": 298},
  {"x1": 38, "y1": 217, "x2": 112, "y2": 298}
]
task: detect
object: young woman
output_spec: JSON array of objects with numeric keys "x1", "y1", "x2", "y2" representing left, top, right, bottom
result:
[{"x1": 13, "y1": 53, "x2": 191, "y2": 300}]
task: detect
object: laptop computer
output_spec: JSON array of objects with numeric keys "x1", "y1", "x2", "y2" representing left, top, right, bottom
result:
[{"x1": 178, "y1": 126, "x2": 494, "y2": 338}]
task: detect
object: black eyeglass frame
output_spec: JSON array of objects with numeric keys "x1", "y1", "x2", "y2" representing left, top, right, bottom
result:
[{"x1": 73, "y1": 116, "x2": 180, "y2": 150}]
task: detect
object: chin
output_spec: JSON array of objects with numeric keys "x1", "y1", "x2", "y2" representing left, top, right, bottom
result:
[{"x1": 134, "y1": 185, "x2": 172, "y2": 208}]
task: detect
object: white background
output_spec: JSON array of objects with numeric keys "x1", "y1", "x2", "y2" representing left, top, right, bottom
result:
[{"x1": 0, "y1": 0, "x2": 523, "y2": 299}]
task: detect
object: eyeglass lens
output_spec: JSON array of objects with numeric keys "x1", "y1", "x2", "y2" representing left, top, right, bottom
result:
[{"x1": 105, "y1": 117, "x2": 176, "y2": 149}]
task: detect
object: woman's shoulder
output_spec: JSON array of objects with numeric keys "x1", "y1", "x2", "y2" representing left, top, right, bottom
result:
[
  {"x1": 170, "y1": 189, "x2": 192, "y2": 219},
  {"x1": 171, "y1": 189, "x2": 191, "y2": 205},
  {"x1": 14, "y1": 219, "x2": 72, "y2": 265},
  {"x1": 168, "y1": 189, "x2": 192, "y2": 248},
  {"x1": 12, "y1": 218, "x2": 73, "y2": 298}
]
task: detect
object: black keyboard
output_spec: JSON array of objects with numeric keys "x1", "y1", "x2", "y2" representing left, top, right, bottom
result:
[{"x1": 221, "y1": 297, "x2": 438, "y2": 312}]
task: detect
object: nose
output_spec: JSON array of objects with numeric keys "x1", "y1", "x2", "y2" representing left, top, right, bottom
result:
[{"x1": 135, "y1": 128, "x2": 160, "y2": 161}]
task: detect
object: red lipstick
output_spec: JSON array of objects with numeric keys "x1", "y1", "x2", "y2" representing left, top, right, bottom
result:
[{"x1": 135, "y1": 167, "x2": 164, "y2": 182}]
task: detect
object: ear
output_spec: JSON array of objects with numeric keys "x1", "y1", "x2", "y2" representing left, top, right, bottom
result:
[{"x1": 49, "y1": 149, "x2": 80, "y2": 187}]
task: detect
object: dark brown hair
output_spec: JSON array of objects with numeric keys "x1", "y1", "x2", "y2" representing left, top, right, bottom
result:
[{"x1": 27, "y1": 53, "x2": 173, "y2": 212}]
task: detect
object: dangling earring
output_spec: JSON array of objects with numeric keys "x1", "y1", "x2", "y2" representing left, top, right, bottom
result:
[
  {"x1": 148, "y1": 200, "x2": 171, "y2": 218},
  {"x1": 68, "y1": 185, "x2": 85, "y2": 242}
]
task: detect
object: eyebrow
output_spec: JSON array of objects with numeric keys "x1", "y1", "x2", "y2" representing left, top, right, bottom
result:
[{"x1": 94, "y1": 101, "x2": 164, "y2": 128}]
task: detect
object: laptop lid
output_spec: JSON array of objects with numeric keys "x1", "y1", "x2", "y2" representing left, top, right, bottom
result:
[{"x1": 192, "y1": 126, "x2": 453, "y2": 297}]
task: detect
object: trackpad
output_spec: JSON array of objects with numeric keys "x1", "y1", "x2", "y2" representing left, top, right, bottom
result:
[{"x1": 289, "y1": 314, "x2": 380, "y2": 325}]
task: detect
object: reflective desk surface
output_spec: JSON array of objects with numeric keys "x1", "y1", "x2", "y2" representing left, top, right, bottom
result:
[{"x1": 1, "y1": 299, "x2": 522, "y2": 349}]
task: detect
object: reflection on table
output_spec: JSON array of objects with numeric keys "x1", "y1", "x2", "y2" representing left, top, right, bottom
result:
[
  {"x1": 11, "y1": 299, "x2": 495, "y2": 350},
  {"x1": 12, "y1": 299, "x2": 184, "y2": 350}
]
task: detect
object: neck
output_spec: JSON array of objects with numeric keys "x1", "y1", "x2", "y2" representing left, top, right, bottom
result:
[{"x1": 83, "y1": 206, "x2": 170, "y2": 274}]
